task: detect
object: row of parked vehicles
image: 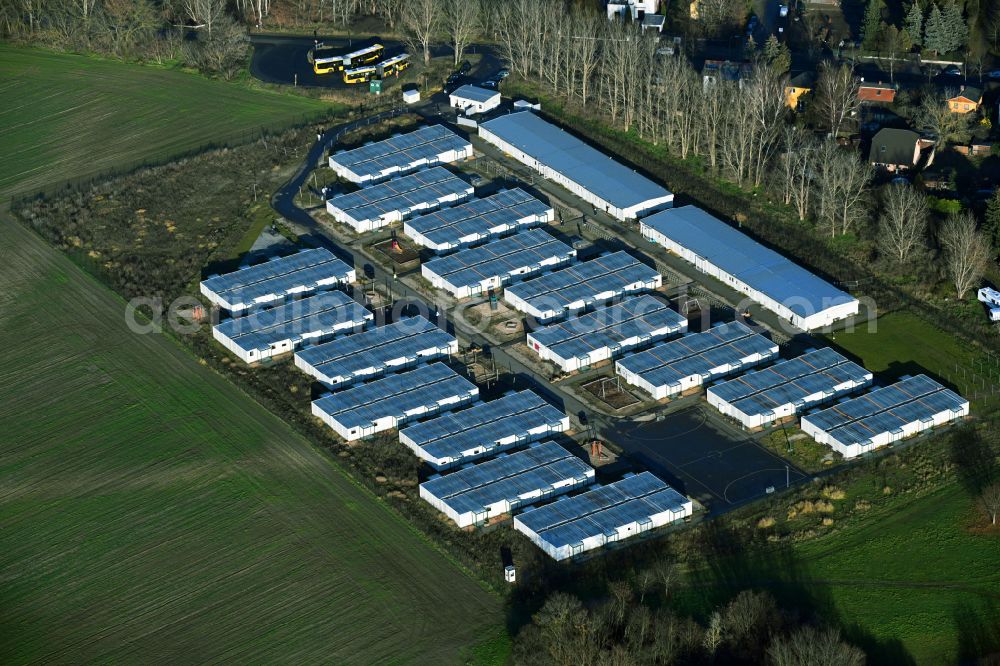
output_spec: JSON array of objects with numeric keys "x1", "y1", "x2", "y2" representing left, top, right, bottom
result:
[
  {"x1": 308, "y1": 43, "x2": 411, "y2": 84},
  {"x1": 445, "y1": 61, "x2": 509, "y2": 93}
]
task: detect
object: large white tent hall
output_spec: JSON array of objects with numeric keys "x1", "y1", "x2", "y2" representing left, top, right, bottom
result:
[
  {"x1": 640, "y1": 206, "x2": 859, "y2": 331},
  {"x1": 479, "y1": 111, "x2": 674, "y2": 220}
]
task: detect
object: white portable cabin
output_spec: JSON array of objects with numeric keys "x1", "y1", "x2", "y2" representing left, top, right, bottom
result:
[
  {"x1": 800, "y1": 375, "x2": 969, "y2": 459},
  {"x1": 503, "y1": 251, "x2": 662, "y2": 323},
  {"x1": 328, "y1": 125, "x2": 472, "y2": 185},
  {"x1": 614, "y1": 320, "x2": 778, "y2": 400},
  {"x1": 311, "y1": 363, "x2": 478, "y2": 441},
  {"x1": 513, "y1": 472, "x2": 691, "y2": 561},
  {"x1": 403, "y1": 189, "x2": 554, "y2": 254},
  {"x1": 526, "y1": 295, "x2": 687, "y2": 374},
  {"x1": 293, "y1": 317, "x2": 457, "y2": 387},
  {"x1": 449, "y1": 85, "x2": 502, "y2": 115},
  {"x1": 199, "y1": 248, "x2": 356, "y2": 314},
  {"x1": 706, "y1": 348, "x2": 872, "y2": 429},
  {"x1": 418, "y1": 441, "x2": 595, "y2": 528},
  {"x1": 212, "y1": 291, "x2": 372, "y2": 364},
  {"x1": 421, "y1": 229, "x2": 576, "y2": 298},
  {"x1": 325, "y1": 167, "x2": 473, "y2": 233},
  {"x1": 398, "y1": 389, "x2": 570, "y2": 470}
]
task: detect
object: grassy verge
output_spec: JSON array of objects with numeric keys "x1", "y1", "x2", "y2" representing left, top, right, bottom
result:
[{"x1": 0, "y1": 44, "x2": 337, "y2": 201}]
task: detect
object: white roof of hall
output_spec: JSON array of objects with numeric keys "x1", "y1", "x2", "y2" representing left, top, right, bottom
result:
[
  {"x1": 641, "y1": 206, "x2": 857, "y2": 319},
  {"x1": 451, "y1": 84, "x2": 501, "y2": 103},
  {"x1": 479, "y1": 111, "x2": 672, "y2": 211}
]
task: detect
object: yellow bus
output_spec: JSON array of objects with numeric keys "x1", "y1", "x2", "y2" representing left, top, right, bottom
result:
[
  {"x1": 343, "y1": 44, "x2": 384, "y2": 68},
  {"x1": 378, "y1": 53, "x2": 410, "y2": 78},
  {"x1": 343, "y1": 65, "x2": 377, "y2": 84},
  {"x1": 313, "y1": 44, "x2": 384, "y2": 75},
  {"x1": 313, "y1": 56, "x2": 343, "y2": 75}
]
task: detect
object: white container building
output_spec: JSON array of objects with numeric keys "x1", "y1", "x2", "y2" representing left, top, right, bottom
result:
[
  {"x1": 328, "y1": 124, "x2": 472, "y2": 184},
  {"x1": 706, "y1": 348, "x2": 873, "y2": 429},
  {"x1": 212, "y1": 291, "x2": 372, "y2": 364},
  {"x1": 399, "y1": 389, "x2": 570, "y2": 470},
  {"x1": 615, "y1": 320, "x2": 778, "y2": 400},
  {"x1": 294, "y1": 317, "x2": 457, "y2": 387},
  {"x1": 404, "y1": 188, "x2": 554, "y2": 254},
  {"x1": 801, "y1": 375, "x2": 969, "y2": 459},
  {"x1": 200, "y1": 248, "x2": 355, "y2": 314},
  {"x1": 421, "y1": 229, "x2": 576, "y2": 298},
  {"x1": 526, "y1": 295, "x2": 687, "y2": 374},
  {"x1": 312, "y1": 363, "x2": 478, "y2": 441},
  {"x1": 513, "y1": 472, "x2": 692, "y2": 561},
  {"x1": 504, "y1": 251, "x2": 662, "y2": 322},
  {"x1": 449, "y1": 85, "x2": 502, "y2": 115},
  {"x1": 640, "y1": 206, "x2": 859, "y2": 331},
  {"x1": 326, "y1": 166, "x2": 474, "y2": 233},
  {"x1": 419, "y1": 441, "x2": 595, "y2": 528},
  {"x1": 478, "y1": 111, "x2": 673, "y2": 221}
]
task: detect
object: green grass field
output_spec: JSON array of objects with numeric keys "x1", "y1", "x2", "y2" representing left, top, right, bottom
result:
[
  {"x1": 823, "y1": 311, "x2": 999, "y2": 413},
  {"x1": 0, "y1": 45, "x2": 331, "y2": 200},
  {"x1": 678, "y1": 476, "x2": 1000, "y2": 664},
  {"x1": 0, "y1": 46, "x2": 505, "y2": 663},
  {"x1": 0, "y1": 218, "x2": 504, "y2": 663}
]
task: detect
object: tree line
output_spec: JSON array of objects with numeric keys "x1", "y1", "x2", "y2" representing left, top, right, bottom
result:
[
  {"x1": 1, "y1": 0, "x2": 254, "y2": 77},
  {"x1": 513, "y1": 587, "x2": 866, "y2": 666}
]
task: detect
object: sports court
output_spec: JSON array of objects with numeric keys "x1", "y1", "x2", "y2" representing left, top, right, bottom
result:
[{"x1": 607, "y1": 404, "x2": 808, "y2": 512}]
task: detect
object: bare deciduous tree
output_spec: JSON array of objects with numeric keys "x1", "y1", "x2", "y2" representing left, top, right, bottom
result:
[
  {"x1": 941, "y1": 212, "x2": 991, "y2": 299},
  {"x1": 816, "y1": 61, "x2": 860, "y2": 138},
  {"x1": 778, "y1": 127, "x2": 815, "y2": 221},
  {"x1": 443, "y1": 0, "x2": 478, "y2": 66},
  {"x1": 813, "y1": 140, "x2": 871, "y2": 236},
  {"x1": 878, "y1": 183, "x2": 928, "y2": 263},
  {"x1": 185, "y1": 0, "x2": 225, "y2": 34},
  {"x1": 702, "y1": 611, "x2": 725, "y2": 655},
  {"x1": 400, "y1": 0, "x2": 440, "y2": 65},
  {"x1": 768, "y1": 626, "x2": 866, "y2": 666},
  {"x1": 979, "y1": 482, "x2": 1000, "y2": 525},
  {"x1": 608, "y1": 579, "x2": 633, "y2": 627},
  {"x1": 568, "y1": 10, "x2": 601, "y2": 106},
  {"x1": 917, "y1": 92, "x2": 975, "y2": 148}
]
